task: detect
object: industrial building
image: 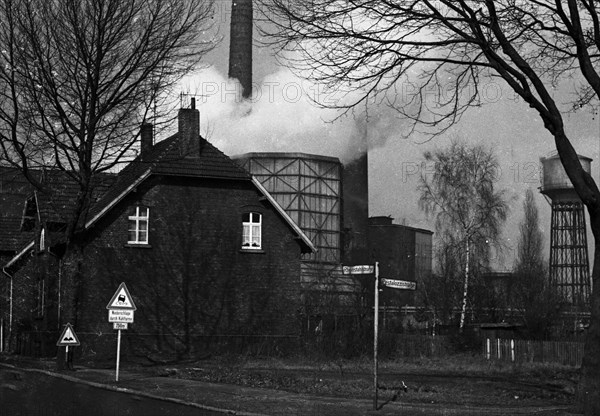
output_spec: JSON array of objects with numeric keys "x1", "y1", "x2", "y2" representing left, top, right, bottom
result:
[
  {"x1": 368, "y1": 216, "x2": 433, "y2": 317},
  {"x1": 234, "y1": 153, "x2": 432, "y2": 321},
  {"x1": 233, "y1": 152, "x2": 371, "y2": 316}
]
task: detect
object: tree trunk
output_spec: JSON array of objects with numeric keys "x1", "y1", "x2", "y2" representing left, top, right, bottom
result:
[
  {"x1": 459, "y1": 239, "x2": 470, "y2": 332},
  {"x1": 577, "y1": 214, "x2": 600, "y2": 415}
]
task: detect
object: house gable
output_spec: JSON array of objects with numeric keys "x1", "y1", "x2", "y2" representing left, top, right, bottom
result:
[{"x1": 85, "y1": 131, "x2": 314, "y2": 253}]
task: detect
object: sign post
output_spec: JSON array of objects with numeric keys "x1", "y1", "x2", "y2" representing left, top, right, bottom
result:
[
  {"x1": 116, "y1": 327, "x2": 122, "y2": 381},
  {"x1": 377, "y1": 275, "x2": 417, "y2": 408},
  {"x1": 373, "y1": 261, "x2": 379, "y2": 411},
  {"x1": 343, "y1": 263, "x2": 380, "y2": 410},
  {"x1": 106, "y1": 282, "x2": 136, "y2": 382},
  {"x1": 56, "y1": 323, "x2": 80, "y2": 370}
]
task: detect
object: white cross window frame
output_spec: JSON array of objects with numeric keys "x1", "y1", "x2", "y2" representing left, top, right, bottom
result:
[
  {"x1": 242, "y1": 212, "x2": 262, "y2": 250},
  {"x1": 128, "y1": 206, "x2": 149, "y2": 244}
]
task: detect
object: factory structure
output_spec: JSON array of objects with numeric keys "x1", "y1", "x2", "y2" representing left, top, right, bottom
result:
[
  {"x1": 234, "y1": 153, "x2": 432, "y2": 320},
  {"x1": 225, "y1": 3, "x2": 432, "y2": 320}
]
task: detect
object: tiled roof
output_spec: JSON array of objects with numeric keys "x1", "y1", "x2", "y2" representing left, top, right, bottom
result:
[
  {"x1": 87, "y1": 133, "x2": 252, "y2": 224},
  {"x1": 0, "y1": 166, "x2": 116, "y2": 253},
  {"x1": 1, "y1": 168, "x2": 34, "y2": 253},
  {"x1": 153, "y1": 135, "x2": 252, "y2": 180},
  {"x1": 0, "y1": 167, "x2": 33, "y2": 194},
  {"x1": 0, "y1": 193, "x2": 33, "y2": 252},
  {"x1": 35, "y1": 170, "x2": 116, "y2": 225}
]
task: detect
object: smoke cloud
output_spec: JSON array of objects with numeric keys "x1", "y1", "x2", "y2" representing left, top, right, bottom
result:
[{"x1": 178, "y1": 65, "x2": 405, "y2": 163}]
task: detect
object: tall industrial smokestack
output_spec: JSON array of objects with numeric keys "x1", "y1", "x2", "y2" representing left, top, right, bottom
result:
[
  {"x1": 229, "y1": 0, "x2": 253, "y2": 99},
  {"x1": 342, "y1": 152, "x2": 369, "y2": 264}
]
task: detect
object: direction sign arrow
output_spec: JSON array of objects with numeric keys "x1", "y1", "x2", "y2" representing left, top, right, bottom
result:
[
  {"x1": 381, "y1": 278, "x2": 417, "y2": 290},
  {"x1": 56, "y1": 323, "x2": 80, "y2": 346}
]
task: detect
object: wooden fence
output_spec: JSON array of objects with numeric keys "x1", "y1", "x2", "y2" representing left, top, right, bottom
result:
[{"x1": 483, "y1": 338, "x2": 585, "y2": 367}]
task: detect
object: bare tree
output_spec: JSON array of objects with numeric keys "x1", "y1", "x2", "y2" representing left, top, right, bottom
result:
[
  {"x1": 418, "y1": 232, "x2": 462, "y2": 328},
  {"x1": 0, "y1": 0, "x2": 215, "y2": 242},
  {"x1": 514, "y1": 188, "x2": 562, "y2": 338},
  {"x1": 260, "y1": 2, "x2": 600, "y2": 411},
  {"x1": 418, "y1": 141, "x2": 509, "y2": 331}
]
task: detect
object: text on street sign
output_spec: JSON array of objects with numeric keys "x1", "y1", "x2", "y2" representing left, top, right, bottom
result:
[
  {"x1": 342, "y1": 265, "x2": 374, "y2": 275},
  {"x1": 381, "y1": 278, "x2": 417, "y2": 290},
  {"x1": 108, "y1": 309, "x2": 134, "y2": 323}
]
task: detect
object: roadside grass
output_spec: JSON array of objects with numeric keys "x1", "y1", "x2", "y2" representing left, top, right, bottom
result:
[
  {"x1": 0, "y1": 350, "x2": 579, "y2": 408},
  {"x1": 155, "y1": 353, "x2": 579, "y2": 407},
  {"x1": 208, "y1": 352, "x2": 579, "y2": 381}
]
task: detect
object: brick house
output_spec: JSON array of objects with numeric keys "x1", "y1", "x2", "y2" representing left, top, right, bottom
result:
[{"x1": 0, "y1": 103, "x2": 315, "y2": 357}]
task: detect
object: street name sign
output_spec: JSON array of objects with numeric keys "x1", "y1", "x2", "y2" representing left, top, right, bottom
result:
[
  {"x1": 56, "y1": 323, "x2": 80, "y2": 346},
  {"x1": 108, "y1": 309, "x2": 134, "y2": 323},
  {"x1": 342, "y1": 265, "x2": 374, "y2": 275},
  {"x1": 381, "y1": 278, "x2": 417, "y2": 290}
]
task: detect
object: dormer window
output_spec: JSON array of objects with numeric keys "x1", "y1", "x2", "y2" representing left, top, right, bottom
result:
[
  {"x1": 242, "y1": 212, "x2": 262, "y2": 250},
  {"x1": 128, "y1": 206, "x2": 149, "y2": 244}
]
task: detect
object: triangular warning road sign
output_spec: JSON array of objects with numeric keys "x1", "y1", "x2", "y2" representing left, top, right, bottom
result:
[
  {"x1": 106, "y1": 282, "x2": 137, "y2": 310},
  {"x1": 56, "y1": 323, "x2": 80, "y2": 346}
]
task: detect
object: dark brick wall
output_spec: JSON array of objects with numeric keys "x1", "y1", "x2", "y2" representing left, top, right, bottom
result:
[
  {"x1": 7, "y1": 252, "x2": 60, "y2": 355},
  {"x1": 76, "y1": 175, "x2": 304, "y2": 356}
]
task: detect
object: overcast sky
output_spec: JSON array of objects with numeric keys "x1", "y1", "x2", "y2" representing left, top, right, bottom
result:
[{"x1": 181, "y1": 2, "x2": 598, "y2": 271}]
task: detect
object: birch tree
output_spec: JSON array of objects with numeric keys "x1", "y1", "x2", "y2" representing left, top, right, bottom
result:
[{"x1": 418, "y1": 141, "x2": 508, "y2": 331}]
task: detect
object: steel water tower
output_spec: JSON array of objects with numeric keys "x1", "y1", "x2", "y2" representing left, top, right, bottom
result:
[{"x1": 540, "y1": 153, "x2": 592, "y2": 306}]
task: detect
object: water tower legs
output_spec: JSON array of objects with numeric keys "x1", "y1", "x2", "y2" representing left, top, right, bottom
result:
[{"x1": 549, "y1": 201, "x2": 591, "y2": 306}]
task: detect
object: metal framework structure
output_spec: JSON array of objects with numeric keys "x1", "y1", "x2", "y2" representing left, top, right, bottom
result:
[
  {"x1": 540, "y1": 154, "x2": 592, "y2": 307},
  {"x1": 235, "y1": 153, "x2": 342, "y2": 264},
  {"x1": 548, "y1": 201, "x2": 590, "y2": 305}
]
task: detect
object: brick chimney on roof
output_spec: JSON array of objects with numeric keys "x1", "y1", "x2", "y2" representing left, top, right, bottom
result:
[
  {"x1": 178, "y1": 98, "x2": 199, "y2": 156},
  {"x1": 140, "y1": 122, "x2": 153, "y2": 160}
]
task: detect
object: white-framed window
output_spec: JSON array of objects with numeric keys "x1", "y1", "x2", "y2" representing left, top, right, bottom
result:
[
  {"x1": 242, "y1": 212, "x2": 262, "y2": 249},
  {"x1": 128, "y1": 206, "x2": 149, "y2": 244}
]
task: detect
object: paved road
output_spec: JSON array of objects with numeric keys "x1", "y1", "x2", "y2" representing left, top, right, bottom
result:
[{"x1": 0, "y1": 367, "x2": 222, "y2": 416}]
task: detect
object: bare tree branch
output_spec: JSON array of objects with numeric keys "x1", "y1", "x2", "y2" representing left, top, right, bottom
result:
[{"x1": 0, "y1": 0, "x2": 216, "y2": 242}]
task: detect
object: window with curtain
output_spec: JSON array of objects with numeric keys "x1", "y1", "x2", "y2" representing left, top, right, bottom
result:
[{"x1": 242, "y1": 212, "x2": 262, "y2": 249}]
